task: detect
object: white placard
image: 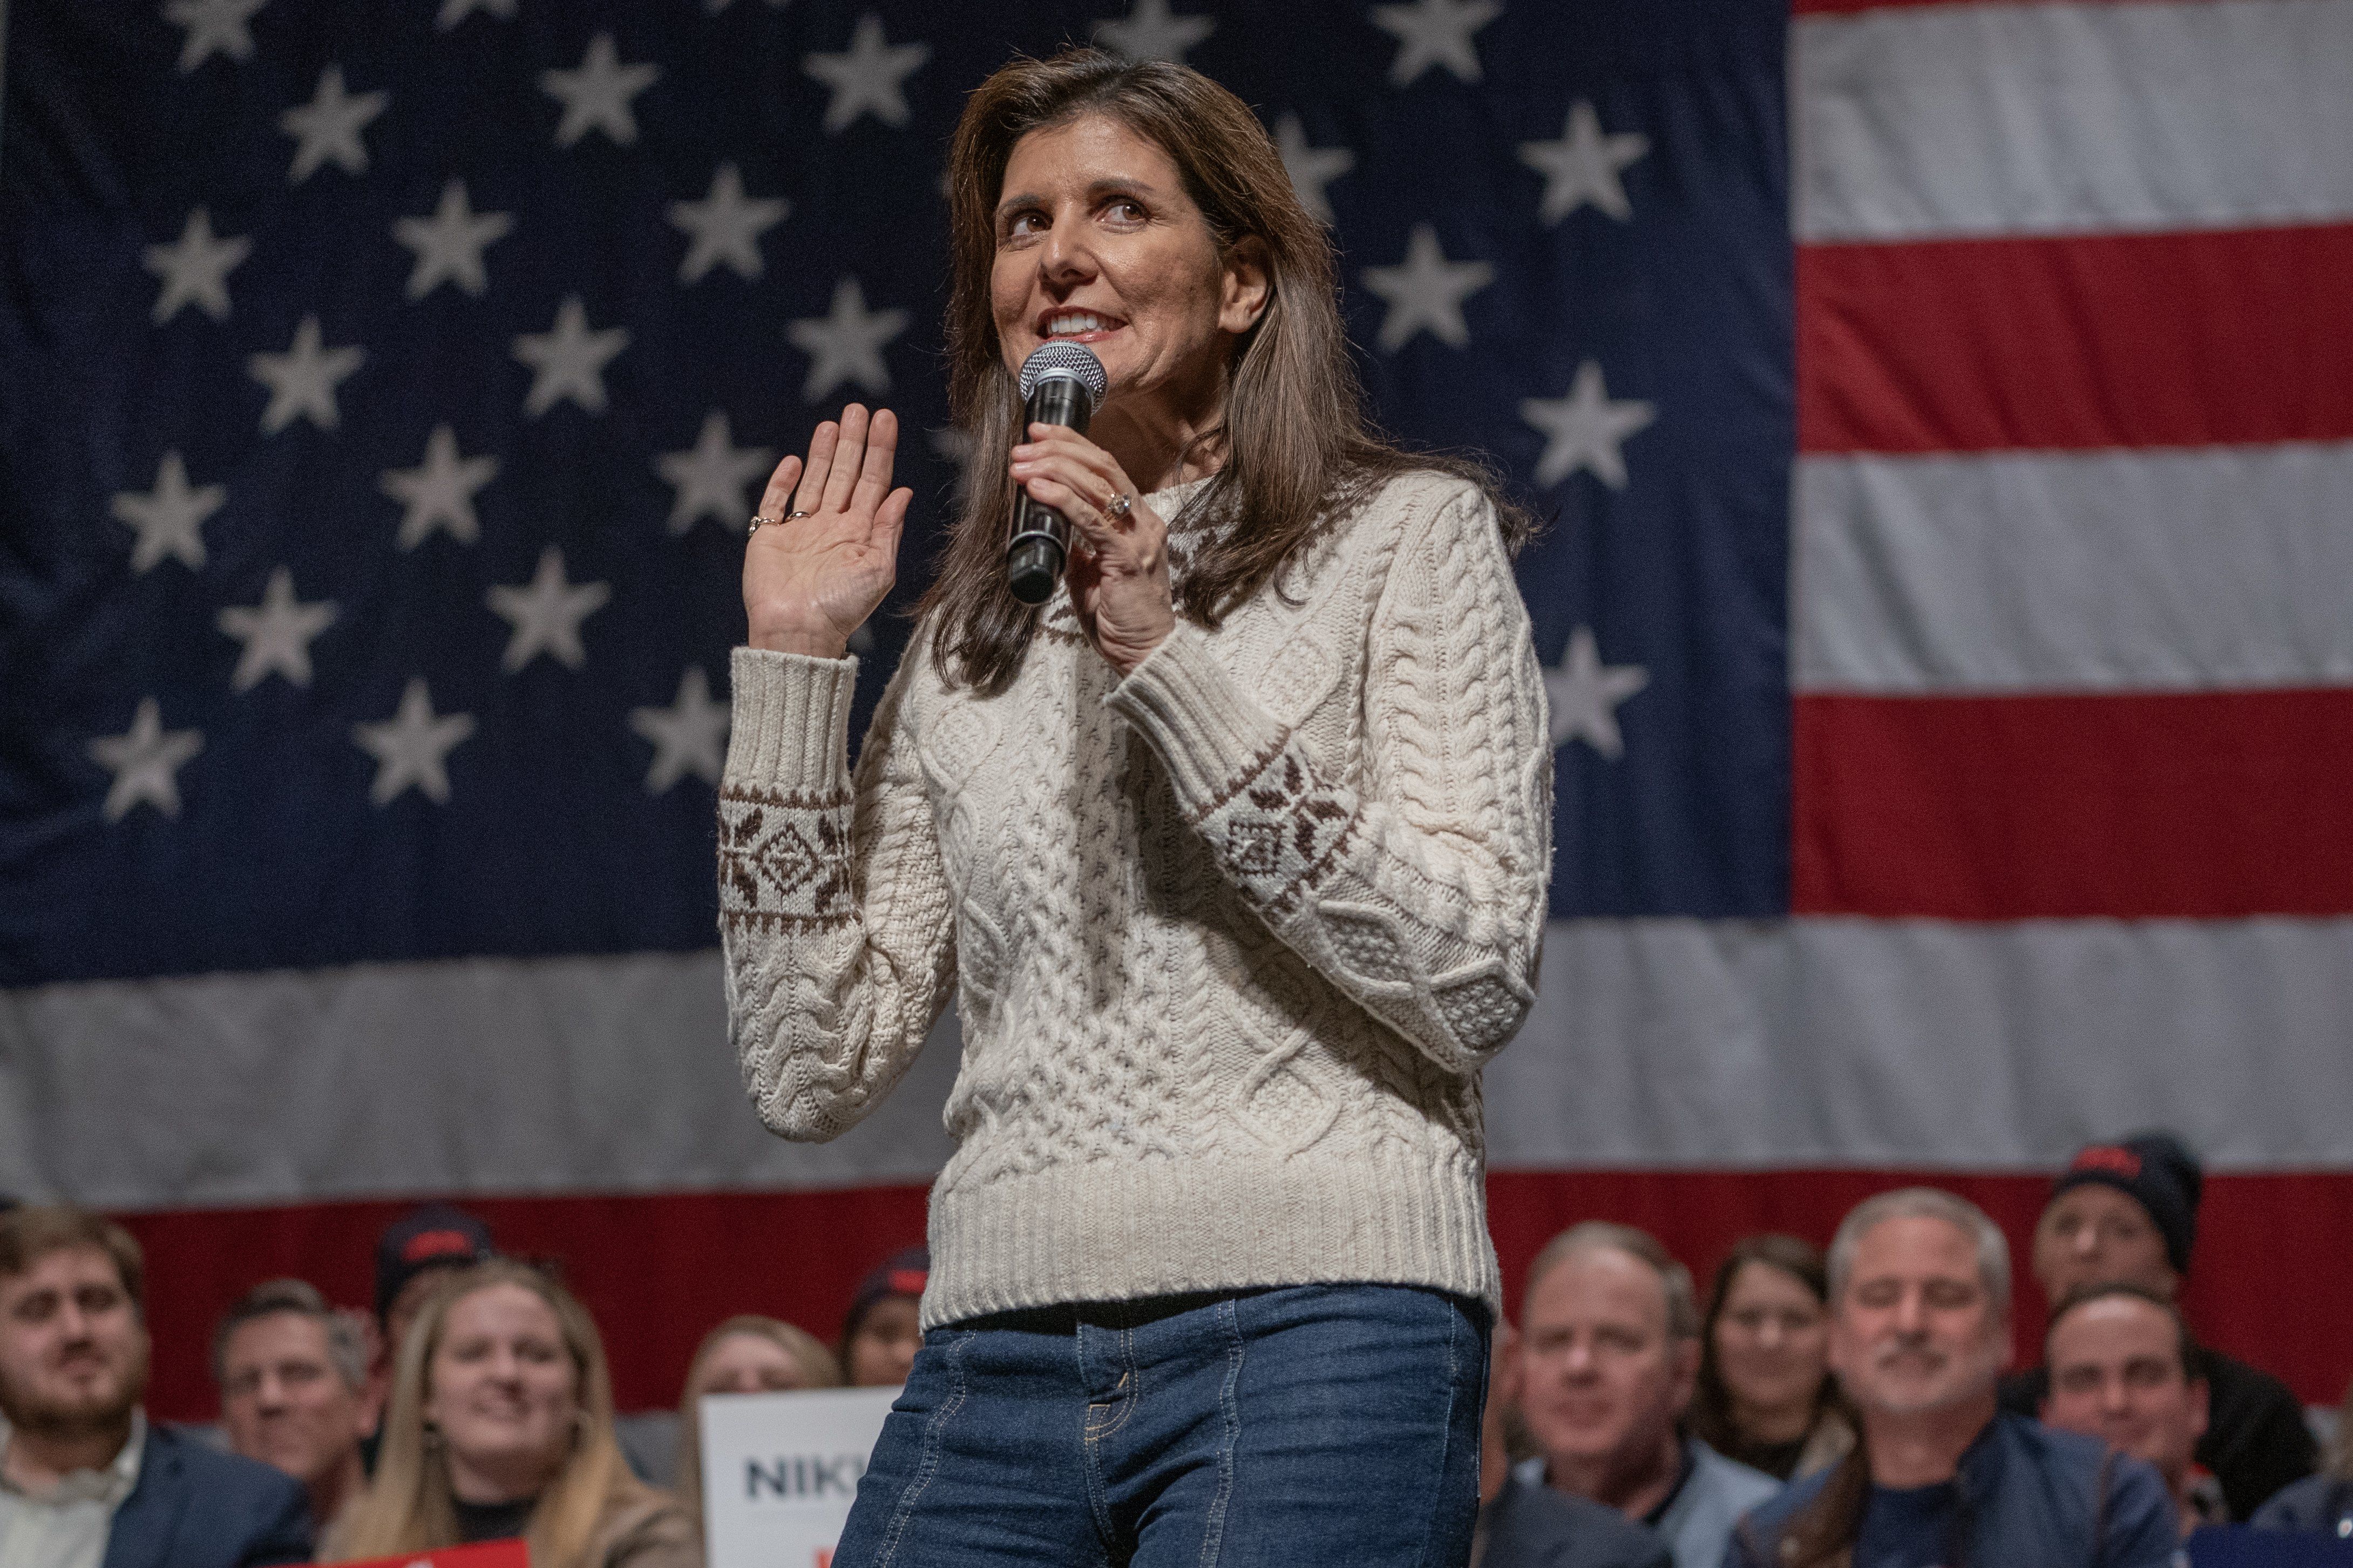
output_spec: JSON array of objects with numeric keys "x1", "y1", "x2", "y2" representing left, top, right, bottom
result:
[{"x1": 700, "y1": 1385, "x2": 899, "y2": 1568}]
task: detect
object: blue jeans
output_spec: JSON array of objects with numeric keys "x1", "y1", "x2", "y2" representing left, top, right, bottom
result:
[{"x1": 832, "y1": 1283, "x2": 1490, "y2": 1567}]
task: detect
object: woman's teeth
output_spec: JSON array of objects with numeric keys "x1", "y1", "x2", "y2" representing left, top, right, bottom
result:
[{"x1": 1048, "y1": 315, "x2": 1106, "y2": 336}]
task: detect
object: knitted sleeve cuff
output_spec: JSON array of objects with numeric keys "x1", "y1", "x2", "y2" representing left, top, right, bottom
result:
[
  {"x1": 724, "y1": 646, "x2": 860, "y2": 791},
  {"x1": 1106, "y1": 620, "x2": 1291, "y2": 813}
]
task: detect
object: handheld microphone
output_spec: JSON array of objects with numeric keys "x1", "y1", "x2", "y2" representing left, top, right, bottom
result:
[{"x1": 1005, "y1": 342, "x2": 1110, "y2": 606}]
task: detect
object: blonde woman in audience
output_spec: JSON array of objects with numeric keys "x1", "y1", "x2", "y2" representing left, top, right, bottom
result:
[
  {"x1": 672, "y1": 1315, "x2": 840, "y2": 1530},
  {"x1": 324, "y1": 1260, "x2": 694, "y2": 1566}
]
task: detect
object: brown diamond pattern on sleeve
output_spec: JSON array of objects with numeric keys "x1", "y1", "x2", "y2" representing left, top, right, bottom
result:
[{"x1": 718, "y1": 784, "x2": 853, "y2": 928}]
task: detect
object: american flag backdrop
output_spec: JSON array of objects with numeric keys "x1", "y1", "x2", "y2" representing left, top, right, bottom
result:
[{"x1": 3, "y1": 0, "x2": 2349, "y2": 1420}]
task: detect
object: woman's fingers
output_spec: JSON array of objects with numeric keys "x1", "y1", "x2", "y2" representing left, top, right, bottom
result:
[
  {"x1": 795, "y1": 422, "x2": 838, "y2": 515},
  {"x1": 849, "y1": 408, "x2": 900, "y2": 520},
  {"x1": 873, "y1": 485, "x2": 913, "y2": 563},
  {"x1": 756, "y1": 453, "x2": 804, "y2": 521},
  {"x1": 822, "y1": 404, "x2": 871, "y2": 515}
]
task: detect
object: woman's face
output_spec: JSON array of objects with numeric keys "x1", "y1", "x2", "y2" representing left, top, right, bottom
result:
[
  {"x1": 845, "y1": 1297, "x2": 923, "y2": 1389},
  {"x1": 423, "y1": 1283, "x2": 579, "y2": 1497},
  {"x1": 989, "y1": 113, "x2": 1264, "y2": 410},
  {"x1": 695, "y1": 1331, "x2": 810, "y2": 1397},
  {"x1": 1712, "y1": 1261, "x2": 1830, "y2": 1422}
]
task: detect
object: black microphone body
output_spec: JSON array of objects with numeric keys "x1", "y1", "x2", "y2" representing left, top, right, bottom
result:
[{"x1": 1006, "y1": 344, "x2": 1110, "y2": 606}]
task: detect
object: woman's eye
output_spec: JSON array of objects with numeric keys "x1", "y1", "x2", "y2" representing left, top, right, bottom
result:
[
  {"x1": 1104, "y1": 199, "x2": 1144, "y2": 223},
  {"x1": 1004, "y1": 212, "x2": 1044, "y2": 239}
]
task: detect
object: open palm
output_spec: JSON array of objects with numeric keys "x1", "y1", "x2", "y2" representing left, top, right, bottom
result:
[{"x1": 743, "y1": 404, "x2": 913, "y2": 659}]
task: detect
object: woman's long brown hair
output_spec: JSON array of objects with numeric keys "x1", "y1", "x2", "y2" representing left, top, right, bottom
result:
[{"x1": 923, "y1": 47, "x2": 1532, "y2": 696}]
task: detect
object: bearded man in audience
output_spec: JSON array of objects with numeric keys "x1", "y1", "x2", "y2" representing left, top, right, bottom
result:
[
  {"x1": 213, "y1": 1279, "x2": 380, "y2": 1536},
  {"x1": 2040, "y1": 1282, "x2": 2227, "y2": 1538},
  {"x1": 1728, "y1": 1187, "x2": 2178, "y2": 1568},
  {"x1": 0, "y1": 1205, "x2": 310, "y2": 1567},
  {"x1": 1514, "y1": 1223, "x2": 1780, "y2": 1568}
]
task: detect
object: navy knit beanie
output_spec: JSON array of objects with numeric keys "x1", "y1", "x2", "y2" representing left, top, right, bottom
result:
[{"x1": 2050, "y1": 1131, "x2": 2203, "y2": 1275}]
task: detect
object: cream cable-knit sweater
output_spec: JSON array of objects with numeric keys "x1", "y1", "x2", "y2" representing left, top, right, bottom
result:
[{"x1": 718, "y1": 469, "x2": 1553, "y2": 1326}]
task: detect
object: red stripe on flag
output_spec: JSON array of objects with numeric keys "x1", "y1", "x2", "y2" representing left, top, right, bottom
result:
[
  {"x1": 114, "y1": 1173, "x2": 2353, "y2": 1422},
  {"x1": 1792, "y1": 689, "x2": 2353, "y2": 919},
  {"x1": 1797, "y1": 226, "x2": 2353, "y2": 454}
]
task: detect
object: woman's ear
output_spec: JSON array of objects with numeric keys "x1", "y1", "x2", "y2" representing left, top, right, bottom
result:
[{"x1": 1219, "y1": 236, "x2": 1272, "y2": 335}]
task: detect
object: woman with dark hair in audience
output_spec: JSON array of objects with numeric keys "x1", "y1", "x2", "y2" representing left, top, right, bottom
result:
[
  {"x1": 720, "y1": 42, "x2": 1548, "y2": 1566},
  {"x1": 835, "y1": 1245, "x2": 926, "y2": 1389},
  {"x1": 672, "y1": 1314, "x2": 839, "y2": 1537},
  {"x1": 1688, "y1": 1236, "x2": 1855, "y2": 1482},
  {"x1": 324, "y1": 1260, "x2": 693, "y2": 1566}
]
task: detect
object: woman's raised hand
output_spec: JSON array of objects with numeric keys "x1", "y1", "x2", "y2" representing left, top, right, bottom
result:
[
  {"x1": 1011, "y1": 422, "x2": 1175, "y2": 676},
  {"x1": 743, "y1": 404, "x2": 914, "y2": 659}
]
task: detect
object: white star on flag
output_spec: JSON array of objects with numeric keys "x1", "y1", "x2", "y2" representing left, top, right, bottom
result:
[
  {"x1": 394, "y1": 180, "x2": 513, "y2": 300},
  {"x1": 1521, "y1": 361, "x2": 1656, "y2": 490},
  {"x1": 1372, "y1": 0, "x2": 1502, "y2": 86},
  {"x1": 89, "y1": 699, "x2": 204, "y2": 822},
  {"x1": 1364, "y1": 224, "x2": 1493, "y2": 352},
  {"x1": 217, "y1": 567, "x2": 337, "y2": 691},
  {"x1": 1094, "y1": 0, "x2": 1216, "y2": 64},
  {"x1": 1273, "y1": 114, "x2": 1353, "y2": 226},
  {"x1": 164, "y1": 0, "x2": 265, "y2": 73},
  {"x1": 657, "y1": 412, "x2": 774, "y2": 535},
  {"x1": 354, "y1": 680, "x2": 473, "y2": 806},
  {"x1": 279, "y1": 65, "x2": 387, "y2": 184},
  {"x1": 111, "y1": 451, "x2": 224, "y2": 573},
  {"x1": 1545, "y1": 627, "x2": 1649, "y2": 759},
  {"x1": 788, "y1": 277, "x2": 908, "y2": 402},
  {"x1": 1521, "y1": 100, "x2": 1648, "y2": 224},
  {"x1": 144, "y1": 208, "x2": 250, "y2": 324},
  {"x1": 803, "y1": 15, "x2": 929, "y2": 134},
  {"x1": 381, "y1": 424, "x2": 498, "y2": 549},
  {"x1": 669, "y1": 164, "x2": 788, "y2": 284},
  {"x1": 513, "y1": 296, "x2": 629, "y2": 418},
  {"x1": 542, "y1": 33, "x2": 660, "y2": 148},
  {"x1": 630, "y1": 667, "x2": 730, "y2": 793},
  {"x1": 488, "y1": 546, "x2": 611, "y2": 672},
  {"x1": 436, "y1": 0, "x2": 515, "y2": 30},
  {"x1": 248, "y1": 315, "x2": 364, "y2": 435}
]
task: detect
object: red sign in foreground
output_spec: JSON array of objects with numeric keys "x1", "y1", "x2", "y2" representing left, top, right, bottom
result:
[{"x1": 333, "y1": 1543, "x2": 529, "y2": 1568}]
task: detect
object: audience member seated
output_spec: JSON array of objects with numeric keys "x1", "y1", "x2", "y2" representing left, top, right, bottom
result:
[
  {"x1": 1727, "y1": 1188, "x2": 2178, "y2": 1568},
  {"x1": 374, "y1": 1203, "x2": 498, "y2": 1372},
  {"x1": 1999, "y1": 1131, "x2": 2316, "y2": 1519},
  {"x1": 673, "y1": 1315, "x2": 842, "y2": 1536},
  {"x1": 2040, "y1": 1283, "x2": 2225, "y2": 1537},
  {"x1": 838, "y1": 1246, "x2": 926, "y2": 1389},
  {"x1": 1479, "y1": 1320, "x2": 1672, "y2": 1568},
  {"x1": 1687, "y1": 1236, "x2": 1854, "y2": 1482},
  {"x1": 214, "y1": 1278, "x2": 382, "y2": 1538},
  {"x1": 1513, "y1": 1223, "x2": 1779, "y2": 1568},
  {"x1": 324, "y1": 1260, "x2": 693, "y2": 1566},
  {"x1": 2252, "y1": 1376, "x2": 2353, "y2": 1539},
  {"x1": 0, "y1": 1205, "x2": 311, "y2": 1566}
]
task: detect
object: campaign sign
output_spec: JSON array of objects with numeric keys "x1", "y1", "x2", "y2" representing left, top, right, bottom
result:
[
  {"x1": 335, "y1": 1543, "x2": 528, "y2": 1568},
  {"x1": 701, "y1": 1384, "x2": 898, "y2": 1567}
]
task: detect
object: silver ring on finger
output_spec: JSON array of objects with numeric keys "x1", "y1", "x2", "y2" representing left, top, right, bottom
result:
[
  {"x1": 1102, "y1": 491, "x2": 1133, "y2": 524},
  {"x1": 747, "y1": 510, "x2": 813, "y2": 533}
]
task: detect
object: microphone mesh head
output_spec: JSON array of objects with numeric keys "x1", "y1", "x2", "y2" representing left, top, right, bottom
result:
[{"x1": 1018, "y1": 342, "x2": 1109, "y2": 405}]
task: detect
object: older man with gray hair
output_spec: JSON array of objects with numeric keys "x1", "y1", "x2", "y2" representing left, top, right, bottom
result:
[
  {"x1": 1724, "y1": 1188, "x2": 2179, "y2": 1568},
  {"x1": 213, "y1": 1280, "x2": 379, "y2": 1536},
  {"x1": 1510, "y1": 1222, "x2": 1779, "y2": 1568}
]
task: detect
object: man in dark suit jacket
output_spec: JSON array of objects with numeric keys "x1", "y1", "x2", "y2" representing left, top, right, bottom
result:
[
  {"x1": 1479, "y1": 1322, "x2": 1676, "y2": 1568},
  {"x1": 0, "y1": 1205, "x2": 311, "y2": 1568},
  {"x1": 101, "y1": 1421, "x2": 312, "y2": 1568}
]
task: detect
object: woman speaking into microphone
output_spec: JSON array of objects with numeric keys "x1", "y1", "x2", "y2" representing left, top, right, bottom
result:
[{"x1": 723, "y1": 46, "x2": 1550, "y2": 1566}]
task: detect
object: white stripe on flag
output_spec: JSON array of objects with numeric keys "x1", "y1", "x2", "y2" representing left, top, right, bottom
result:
[
  {"x1": 9, "y1": 918, "x2": 2353, "y2": 1209},
  {"x1": 1793, "y1": 443, "x2": 2353, "y2": 694},
  {"x1": 0, "y1": 950, "x2": 958, "y2": 1210},
  {"x1": 1794, "y1": 0, "x2": 2353, "y2": 242},
  {"x1": 1493, "y1": 918, "x2": 2353, "y2": 1171}
]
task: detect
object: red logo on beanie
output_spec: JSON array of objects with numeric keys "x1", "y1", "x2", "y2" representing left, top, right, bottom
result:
[
  {"x1": 2071, "y1": 1145, "x2": 2142, "y2": 1181},
  {"x1": 402, "y1": 1228, "x2": 478, "y2": 1265},
  {"x1": 886, "y1": 1268, "x2": 927, "y2": 1295}
]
